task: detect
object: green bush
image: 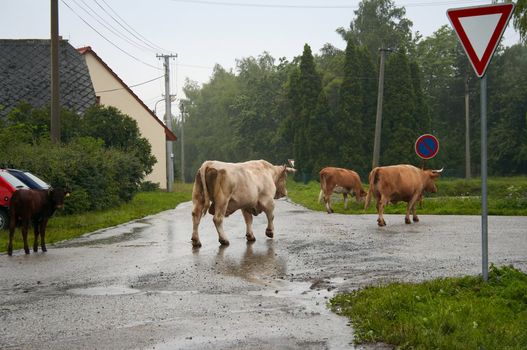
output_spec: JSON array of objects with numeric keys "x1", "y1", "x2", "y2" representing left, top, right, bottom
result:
[
  {"x1": 0, "y1": 137, "x2": 144, "y2": 214},
  {"x1": 140, "y1": 181, "x2": 161, "y2": 192},
  {"x1": 0, "y1": 103, "x2": 157, "y2": 215}
]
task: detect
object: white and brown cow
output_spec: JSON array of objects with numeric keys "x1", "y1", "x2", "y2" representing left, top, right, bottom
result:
[
  {"x1": 364, "y1": 164, "x2": 442, "y2": 226},
  {"x1": 191, "y1": 160, "x2": 296, "y2": 248},
  {"x1": 319, "y1": 166, "x2": 367, "y2": 214}
]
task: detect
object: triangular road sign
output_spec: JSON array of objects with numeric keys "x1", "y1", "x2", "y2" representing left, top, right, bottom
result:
[{"x1": 447, "y1": 3, "x2": 514, "y2": 78}]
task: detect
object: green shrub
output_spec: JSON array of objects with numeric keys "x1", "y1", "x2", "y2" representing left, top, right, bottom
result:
[
  {"x1": 140, "y1": 181, "x2": 161, "y2": 192},
  {"x1": 0, "y1": 103, "x2": 157, "y2": 215}
]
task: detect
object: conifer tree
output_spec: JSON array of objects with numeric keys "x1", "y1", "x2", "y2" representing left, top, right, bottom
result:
[
  {"x1": 287, "y1": 44, "x2": 324, "y2": 180},
  {"x1": 338, "y1": 39, "x2": 367, "y2": 175},
  {"x1": 381, "y1": 48, "x2": 417, "y2": 165}
]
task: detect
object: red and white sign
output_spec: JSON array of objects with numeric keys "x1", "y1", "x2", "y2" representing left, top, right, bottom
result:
[{"x1": 447, "y1": 4, "x2": 514, "y2": 78}]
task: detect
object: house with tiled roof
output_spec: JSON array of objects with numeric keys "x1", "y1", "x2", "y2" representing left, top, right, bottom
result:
[
  {"x1": 0, "y1": 39, "x2": 176, "y2": 190},
  {"x1": 77, "y1": 46, "x2": 176, "y2": 190}
]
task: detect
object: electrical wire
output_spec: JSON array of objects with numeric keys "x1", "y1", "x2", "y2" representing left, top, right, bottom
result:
[
  {"x1": 95, "y1": 74, "x2": 165, "y2": 93},
  {"x1": 95, "y1": 0, "x2": 173, "y2": 53},
  {"x1": 170, "y1": 0, "x2": 488, "y2": 8},
  {"x1": 61, "y1": 0, "x2": 162, "y2": 70},
  {"x1": 70, "y1": 0, "x2": 154, "y2": 52}
]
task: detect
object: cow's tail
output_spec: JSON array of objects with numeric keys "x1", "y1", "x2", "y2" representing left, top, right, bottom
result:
[
  {"x1": 319, "y1": 171, "x2": 327, "y2": 203},
  {"x1": 199, "y1": 163, "x2": 211, "y2": 217},
  {"x1": 364, "y1": 168, "x2": 379, "y2": 210}
]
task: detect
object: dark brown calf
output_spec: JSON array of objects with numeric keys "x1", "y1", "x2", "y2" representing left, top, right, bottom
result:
[{"x1": 8, "y1": 188, "x2": 70, "y2": 256}]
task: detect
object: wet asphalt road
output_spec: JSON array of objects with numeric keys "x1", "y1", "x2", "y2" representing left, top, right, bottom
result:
[{"x1": 1, "y1": 199, "x2": 526, "y2": 350}]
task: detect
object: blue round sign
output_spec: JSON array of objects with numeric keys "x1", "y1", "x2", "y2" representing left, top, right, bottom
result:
[{"x1": 415, "y1": 134, "x2": 439, "y2": 160}]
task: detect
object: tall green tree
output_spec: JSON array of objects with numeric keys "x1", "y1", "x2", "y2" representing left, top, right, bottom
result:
[
  {"x1": 338, "y1": 39, "x2": 368, "y2": 175},
  {"x1": 180, "y1": 65, "x2": 240, "y2": 175},
  {"x1": 381, "y1": 48, "x2": 418, "y2": 165},
  {"x1": 337, "y1": 0, "x2": 415, "y2": 58},
  {"x1": 508, "y1": 0, "x2": 527, "y2": 43},
  {"x1": 286, "y1": 44, "x2": 326, "y2": 180},
  {"x1": 487, "y1": 44, "x2": 527, "y2": 174},
  {"x1": 231, "y1": 53, "x2": 291, "y2": 164}
]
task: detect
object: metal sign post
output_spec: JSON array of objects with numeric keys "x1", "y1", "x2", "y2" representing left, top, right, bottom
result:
[
  {"x1": 447, "y1": 3, "x2": 514, "y2": 281},
  {"x1": 481, "y1": 75, "x2": 488, "y2": 281}
]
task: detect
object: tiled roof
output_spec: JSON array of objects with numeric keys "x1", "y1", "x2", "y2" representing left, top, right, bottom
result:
[{"x1": 0, "y1": 39, "x2": 96, "y2": 117}]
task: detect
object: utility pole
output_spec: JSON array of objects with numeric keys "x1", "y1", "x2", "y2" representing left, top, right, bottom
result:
[
  {"x1": 465, "y1": 74, "x2": 471, "y2": 179},
  {"x1": 157, "y1": 54, "x2": 177, "y2": 192},
  {"x1": 180, "y1": 105, "x2": 185, "y2": 183},
  {"x1": 372, "y1": 47, "x2": 391, "y2": 169},
  {"x1": 50, "y1": 0, "x2": 60, "y2": 143}
]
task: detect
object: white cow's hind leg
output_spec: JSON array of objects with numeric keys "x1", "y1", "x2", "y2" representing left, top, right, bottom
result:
[
  {"x1": 191, "y1": 204, "x2": 203, "y2": 248},
  {"x1": 242, "y1": 209, "x2": 256, "y2": 242},
  {"x1": 212, "y1": 202, "x2": 230, "y2": 246}
]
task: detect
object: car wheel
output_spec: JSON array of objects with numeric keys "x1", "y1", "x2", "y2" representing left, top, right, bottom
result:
[{"x1": 0, "y1": 208, "x2": 8, "y2": 230}]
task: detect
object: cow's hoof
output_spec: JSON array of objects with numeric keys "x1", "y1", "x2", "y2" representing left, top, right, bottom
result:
[
  {"x1": 246, "y1": 233, "x2": 256, "y2": 242},
  {"x1": 405, "y1": 218, "x2": 411, "y2": 224},
  {"x1": 327, "y1": 209, "x2": 333, "y2": 214},
  {"x1": 7, "y1": 250, "x2": 12, "y2": 257},
  {"x1": 377, "y1": 220, "x2": 386, "y2": 227},
  {"x1": 24, "y1": 249, "x2": 30, "y2": 254},
  {"x1": 41, "y1": 246, "x2": 47, "y2": 252},
  {"x1": 413, "y1": 217, "x2": 419, "y2": 223},
  {"x1": 219, "y1": 239, "x2": 230, "y2": 246},
  {"x1": 191, "y1": 239, "x2": 202, "y2": 248},
  {"x1": 33, "y1": 246, "x2": 38, "y2": 252},
  {"x1": 265, "y1": 229, "x2": 274, "y2": 238}
]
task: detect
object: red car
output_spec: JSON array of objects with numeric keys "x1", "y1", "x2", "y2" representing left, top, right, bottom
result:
[{"x1": 0, "y1": 169, "x2": 30, "y2": 230}]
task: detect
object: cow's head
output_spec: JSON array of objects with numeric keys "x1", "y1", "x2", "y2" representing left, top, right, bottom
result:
[
  {"x1": 423, "y1": 168, "x2": 443, "y2": 193},
  {"x1": 48, "y1": 187, "x2": 71, "y2": 209},
  {"x1": 274, "y1": 165, "x2": 296, "y2": 199}
]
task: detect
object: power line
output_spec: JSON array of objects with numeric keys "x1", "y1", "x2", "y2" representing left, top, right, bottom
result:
[
  {"x1": 95, "y1": 75, "x2": 165, "y2": 93},
  {"x1": 61, "y1": 0, "x2": 162, "y2": 70},
  {"x1": 95, "y1": 0, "x2": 173, "y2": 53},
  {"x1": 170, "y1": 0, "x2": 488, "y2": 8},
  {"x1": 70, "y1": 0, "x2": 154, "y2": 53}
]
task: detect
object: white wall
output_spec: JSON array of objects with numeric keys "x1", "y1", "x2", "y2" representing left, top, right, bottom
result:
[{"x1": 83, "y1": 53, "x2": 168, "y2": 189}]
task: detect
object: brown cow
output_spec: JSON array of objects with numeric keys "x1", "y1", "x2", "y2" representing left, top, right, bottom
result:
[
  {"x1": 8, "y1": 188, "x2": 70, "y2": 256},
  {"x1": 319, "y1": 167, "x2": 367, "y2": 214},
  {"x1": 191, "y1": 160, "x2": 296, "y2": 248},
  {"x1": 364, "y1": 164, "x2": 442, "y2": 226}
]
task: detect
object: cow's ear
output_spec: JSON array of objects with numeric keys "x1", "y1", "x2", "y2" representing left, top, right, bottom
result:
[{"x1": 285, "y1": 167, "x2": 296, "y2": 174}]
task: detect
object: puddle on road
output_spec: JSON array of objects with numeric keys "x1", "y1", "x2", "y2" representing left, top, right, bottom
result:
[
  {"x1": 213, "y1": 241, "x2": 287, "y2": 285},
  {"x1": 58, "y1": 221, "x2": 151, "y2": 248}
]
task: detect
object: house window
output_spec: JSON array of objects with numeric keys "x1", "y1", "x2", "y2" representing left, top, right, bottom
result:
[{"x1": 96, "y1": 96, "x2": 101, "y2": 105}]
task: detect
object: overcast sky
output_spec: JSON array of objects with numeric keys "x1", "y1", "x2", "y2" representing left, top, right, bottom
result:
[{"x1": 2, "y1": 0, "x2": 521, "y2": 118}]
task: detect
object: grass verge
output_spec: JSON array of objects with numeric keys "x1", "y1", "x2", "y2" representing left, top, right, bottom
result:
[
  {"x1": 287, "y1": 177, "x2": 527, "y2": 216},
  {"x1": 0, "y1": 183, "x2": 193, "y2": 253},
  {"x1": 330, "y1": 265, "x2": 527, "y2": 349}
]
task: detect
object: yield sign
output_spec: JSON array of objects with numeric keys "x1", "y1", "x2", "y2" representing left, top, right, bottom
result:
[{"x1": 447, "y1": 3, "x2": 514, "y2": 77}]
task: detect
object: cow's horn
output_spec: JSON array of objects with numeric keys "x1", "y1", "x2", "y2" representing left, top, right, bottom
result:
[{"x1": 433, "y1": 168, "x2": 444, "y2": 173}]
